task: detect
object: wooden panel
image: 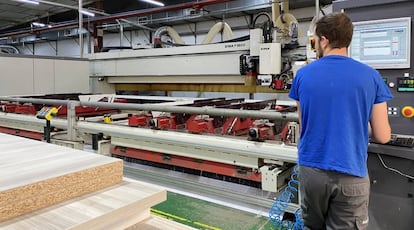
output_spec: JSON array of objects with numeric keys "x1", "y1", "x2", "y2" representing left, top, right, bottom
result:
[
  {"x1": 0, "y1": 133, "x2": 123, "y2": 222},
  {"x1": 128, "y1": 215, "x2": 197, "y2": 230},
  {"x1": 0, "y1": 180, "x2": 167, "y2": 230}
]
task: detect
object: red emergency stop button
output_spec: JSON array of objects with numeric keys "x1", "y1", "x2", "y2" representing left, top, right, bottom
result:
[{"x1": 401, "y1": 106, "x2": 414, "y2": 118}]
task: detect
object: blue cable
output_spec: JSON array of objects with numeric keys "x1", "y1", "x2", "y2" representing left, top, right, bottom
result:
[{"x1": 269, "y1": 166, "x2": 303, "y2": 230}]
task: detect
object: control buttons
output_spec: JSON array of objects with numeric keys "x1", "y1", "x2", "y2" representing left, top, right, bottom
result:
[
  {"x1": 401, "y1": 106, "x2": 414, "y2": 118},
  {"x1": 388, "y1": 82, "x2": 395, "y2": 88},
  {"x1": 387, "y1": 107, "x2": 399, "y2": 116}
]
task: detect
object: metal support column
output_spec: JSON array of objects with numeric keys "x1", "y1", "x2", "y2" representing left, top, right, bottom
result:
[
  {"x1": 67, "y1": 101, "x2": 78, "y2": 141},
  {"x1": 79, "y1": 0, "x2": 84, "y2": 58}
]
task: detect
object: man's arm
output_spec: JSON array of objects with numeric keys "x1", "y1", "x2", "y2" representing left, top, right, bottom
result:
[
  {"x1": 370, "y1": 102, "x2": 391, "y2": 144},
  {"x1": 296, "y1": 101, "x2": 301, "y2": 125},
  {"x1": 296, "y1": 101, "x2": 301, "y2": 134}
]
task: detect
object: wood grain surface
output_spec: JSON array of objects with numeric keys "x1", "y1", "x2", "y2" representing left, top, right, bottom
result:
[{"x1": 0, "y1": 180, "x2": 168, "y2": 230}]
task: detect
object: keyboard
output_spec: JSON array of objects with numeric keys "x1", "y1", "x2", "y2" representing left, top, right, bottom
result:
[
  {"x1": 371, "y1": 134, "x2": 414, "y2": 148},
  {"x1": 385, "y1": 137, "x2": 414, "y2": 148}
]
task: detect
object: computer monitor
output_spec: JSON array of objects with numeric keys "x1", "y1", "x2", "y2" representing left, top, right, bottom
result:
[{"x1": 349, "y1": 17, "x2": 411, "y2": 69}]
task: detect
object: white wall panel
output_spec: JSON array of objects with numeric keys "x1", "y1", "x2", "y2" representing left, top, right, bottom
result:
[
  {"x1": 0, "y1": 57, "x2": 34, "y2": 96},
  {"x1": 34, "y1": 42, "x2": 57, "y2": 56},
  {"x1": 33, "y1": 58, "x2": 55, "y2": 94},
  {"x1": 104, "y1": 33, "x2": 123, "y2": 47},
  {"x1": 0, "y1": 56, "x2": 89, "y2": 96},
  {"x1": 54, "y1": 60, "x2": 89, "y2": 93}
]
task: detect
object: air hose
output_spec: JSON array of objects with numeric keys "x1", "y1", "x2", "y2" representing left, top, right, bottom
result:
[{"x1": 269, "y1": 166, "x2": 303, "y2": 230}]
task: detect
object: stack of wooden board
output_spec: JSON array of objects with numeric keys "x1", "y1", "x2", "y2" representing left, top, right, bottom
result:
[
  {"x1": 0, "y1": 133, "x2": 195, "y2": 230},
  {"x1": 0, "y1": 133, "x2": 123, "y2": 222},
  {"x1": 0, "y1": 179, "x2": 192, "y2": 230}
]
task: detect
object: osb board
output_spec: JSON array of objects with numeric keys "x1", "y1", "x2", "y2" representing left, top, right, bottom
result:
[
  {"x1": 127, "y1": 215, "x2": 197, "y2": 230},
  {"x1": 0, "y1": 133, "x2": 123, "y2": 222},
  {"x1": 0, "y1": 180, "x2": 167, "y2": 230}
]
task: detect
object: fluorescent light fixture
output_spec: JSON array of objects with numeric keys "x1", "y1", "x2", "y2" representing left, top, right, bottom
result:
[
  {"x1": 32, "y1": 22, "x2": 45, "y2": 27},
  {"x1": 17, "y1": 0, "x2": 39, "y2": 5},
  {"x1": 80, "y1": 10, "x2": 95, "y2": 17},
  {"x1": 140, "y1": 0, "x2": 164, "y2": 7}
]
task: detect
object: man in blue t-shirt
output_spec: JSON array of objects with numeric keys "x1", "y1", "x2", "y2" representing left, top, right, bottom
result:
[{"x1": 289, "y1": 12, "x2": 393, "y2": 230}]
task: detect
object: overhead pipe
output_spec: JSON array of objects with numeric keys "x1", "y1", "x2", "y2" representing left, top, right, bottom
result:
[
  {"x1": 15, "y1": 0, "x2": 154, "y2": 32},
  {"x1": 153, "y1": 26, "x2": 185, "y2": 47},
  {"x1": 0, "y1": 45, "x2": 20, "y2": 54},
  {"x1": 0, "y1": 0, "x2": 235, "y2": 38},
  {"x1": 201, "y1": 22, "x2": 233, "y2": 44}
]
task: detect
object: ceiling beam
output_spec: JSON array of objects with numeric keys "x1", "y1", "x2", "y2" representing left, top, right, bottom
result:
[{"x1": 1, "y1": 0, "x2": 235, "y2": 38}]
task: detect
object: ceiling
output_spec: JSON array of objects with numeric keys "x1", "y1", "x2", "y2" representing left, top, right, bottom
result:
[
  {"x1": 0, "y1": 0, "x2": 333, "y2": 38},
  {"x1": 0, "y1": 0, "x2": 99, "y2": 31}
]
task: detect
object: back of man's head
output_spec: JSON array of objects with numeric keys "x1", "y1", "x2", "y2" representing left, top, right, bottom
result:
[{"x1": 315, "y1": 12, "x2": 353, "y2": 49}]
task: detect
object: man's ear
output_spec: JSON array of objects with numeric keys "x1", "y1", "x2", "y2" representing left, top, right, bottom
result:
[{"x1": 320, "y1": 36, "x2": 329, "y2": 49}]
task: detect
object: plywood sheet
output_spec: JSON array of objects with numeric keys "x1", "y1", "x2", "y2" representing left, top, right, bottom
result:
[
  {"x1": 0, "y1": 180, "x2": 167, "y2": 230},
  {"x1": 0, "y1": 133, "x2": 123, "y2": 222}
]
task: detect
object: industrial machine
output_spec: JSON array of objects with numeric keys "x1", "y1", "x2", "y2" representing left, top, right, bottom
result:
[
  {"x1": 0, "y1": 94, "x2": 299, "y2": 193},
  {"x1": 0, "y1": 1, "x2": 412, "y2": 229},
  {"x1": 333, "y1": 1, "x2": 414, "y2": 229},
  {"x1": 88, "y1": 4, "x2": 304, "y2": 95}
]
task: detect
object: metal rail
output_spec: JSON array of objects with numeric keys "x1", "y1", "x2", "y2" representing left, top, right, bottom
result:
[
  {"x1": 0, "y1": 96, "x2": 299, "y2": 121},
  {"x1": 77, "y1": 121, "x2": 298, "y2": 164}
]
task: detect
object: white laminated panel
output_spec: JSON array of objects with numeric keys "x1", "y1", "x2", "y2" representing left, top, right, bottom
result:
[
  {"x1": 0, "y1": 56, "x2": 34, "y2": 96},
  {"x1": 0, "y1": 180, "x2": 168, "y2": 230},
  {"x1": 54, "y1": 59, "x2": 89, "y2": 93},
  {"x1": 0, "y1": 133, "x2": 123, "y2": 222},
  {"x1": 33, "y1": 58, "x2": 55, "y2": 94},
  {"x1": 114, "y1": 53, "x2": 242, "y2": 76}
]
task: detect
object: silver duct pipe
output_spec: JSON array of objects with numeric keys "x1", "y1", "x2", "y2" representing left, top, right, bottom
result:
[
  {"x1": 80, "y1": 101, "x2": 299, "y2": 120},
  {"x1": 0, "y1": 97, "x2": 79, "y2": 106},
  {"x1": 0, "y1": 45, "x2": 20, "y2": 54},
  {"x1": 316, "y1": 0, "x2": 320, "y2": 18}
]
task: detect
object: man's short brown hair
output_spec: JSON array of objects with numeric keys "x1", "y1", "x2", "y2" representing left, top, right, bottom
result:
[{"x1": 315, "y1": 12, "x2": 353, "y2": 48}]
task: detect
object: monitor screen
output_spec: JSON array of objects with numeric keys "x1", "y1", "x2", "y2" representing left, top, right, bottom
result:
[{"x1": 349, "y1": 17, "x2": 411, "y2": 69}]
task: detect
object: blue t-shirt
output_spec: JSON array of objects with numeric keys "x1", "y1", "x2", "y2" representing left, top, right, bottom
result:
[{"x1": 289, "y1": 55, "x2": 393, "y2": 177}]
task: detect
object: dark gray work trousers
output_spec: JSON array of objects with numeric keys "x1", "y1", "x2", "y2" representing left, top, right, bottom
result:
[{"x1": 298, "y1": 166, "x2": 370, "y2": 230}]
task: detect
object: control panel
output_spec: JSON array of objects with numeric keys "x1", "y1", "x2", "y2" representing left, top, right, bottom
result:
[
  {"x1": 397, "y1": 77, "x2": 414, "y2": 92},
  {"x1": 381, "y1": 71, "x2": 413, "y2": 136}
]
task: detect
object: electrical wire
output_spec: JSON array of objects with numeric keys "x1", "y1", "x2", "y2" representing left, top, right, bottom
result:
[
  {"x1": 251, "y1": 12, "x2": 272, "y2": 29},
  {"x1": 377, "y1": 154, "x2": 414, "y2": 179}
]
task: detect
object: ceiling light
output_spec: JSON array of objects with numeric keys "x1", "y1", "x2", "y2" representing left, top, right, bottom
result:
[
  {"x1": 32, "y1": 22, "x2": 45, "y2": 27},
  {"x1": 140, "y1": 0, "x2": 164, "y2": 7},
  {"x1": 80, "y1": 10, "x2": 95, "y2": 17},
  {"x1": 17, "y1": 0, "x2": 39, "y2": 5}
]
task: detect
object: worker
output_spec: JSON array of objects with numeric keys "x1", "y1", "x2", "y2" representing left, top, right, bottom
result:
[{"x1": 289, "y1": 12, "x2": 392, "y2": 230}]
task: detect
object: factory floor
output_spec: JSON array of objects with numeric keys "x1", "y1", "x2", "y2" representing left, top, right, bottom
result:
[{"x1": 151, "y1": 192, "x2": 275, "y2": 230}]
